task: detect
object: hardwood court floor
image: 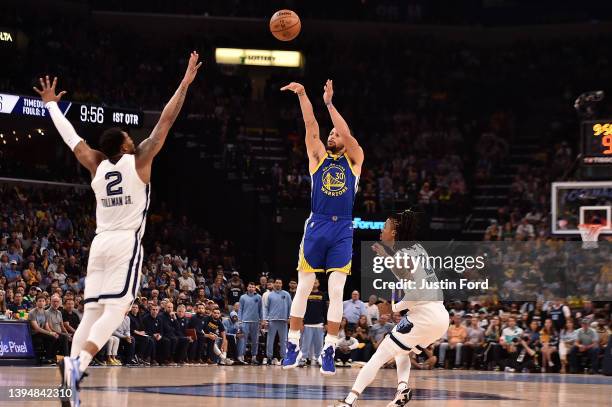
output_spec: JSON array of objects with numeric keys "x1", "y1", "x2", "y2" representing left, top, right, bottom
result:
[{"x1": 2, "y1": 364, "x2": 611, "y2": 407}]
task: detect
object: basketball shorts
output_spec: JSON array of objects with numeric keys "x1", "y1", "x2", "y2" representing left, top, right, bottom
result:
[
  {"x1": 297, "y1": 213, "x2": 353, "y2": 274},
  {"x1": 388, "y1": 302, "x2": 449, "y2": 354},
  {"x1": 83, "y1": 229, "x2": 144, "y2": 307}
]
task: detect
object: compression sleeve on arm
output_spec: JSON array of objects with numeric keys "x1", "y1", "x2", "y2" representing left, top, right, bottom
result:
[{"x1": 45, "y1": 101, "x2": 83, "y2": 151}]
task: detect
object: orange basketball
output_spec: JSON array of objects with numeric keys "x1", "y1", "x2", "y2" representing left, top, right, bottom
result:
[{"x1": 269, "y1": 9, "x2": 301, "y2": 41}]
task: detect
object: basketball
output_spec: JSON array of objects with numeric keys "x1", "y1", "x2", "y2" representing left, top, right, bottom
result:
[{"x1": 269, "y1": 9, "x2": 301, "y2": 41}]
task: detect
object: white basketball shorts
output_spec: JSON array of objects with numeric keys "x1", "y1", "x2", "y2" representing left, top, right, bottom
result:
[{"x1": 83, "y1": 229, "x2": 144, "y2": 308}]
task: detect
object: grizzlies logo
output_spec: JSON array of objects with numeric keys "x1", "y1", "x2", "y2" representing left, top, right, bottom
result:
[{"x1": 321, "y1": 163, "x2": 348, "y2": 196}]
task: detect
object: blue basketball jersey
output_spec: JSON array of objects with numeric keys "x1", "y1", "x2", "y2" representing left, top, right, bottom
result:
[{"x1": 310, "y1": 153, "x2": 359, "y2": 217}]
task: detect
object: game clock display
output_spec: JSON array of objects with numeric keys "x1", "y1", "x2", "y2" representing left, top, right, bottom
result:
[
  {"x1": 581, "y1": 119, "x2": 612, "y2": 164},
  {"x1": 0, "y1": 92, "x2": 143, "y2": 128}
]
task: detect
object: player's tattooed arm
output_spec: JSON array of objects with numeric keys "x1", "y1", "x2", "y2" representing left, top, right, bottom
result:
[
  {"x1": 281, "y1": 82, "x2": 326, "y2": 171},
  {"x1": 136, "y1": 51, "x2": 202, "y2": 175},
  {"x1": 323, "y1": 79, "x2": 364, "y2": 171}
]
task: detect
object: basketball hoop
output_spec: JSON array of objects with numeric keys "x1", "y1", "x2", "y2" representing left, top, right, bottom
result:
[{"x1": 578, "y1": 223, "x2": 608, "y2": 249}]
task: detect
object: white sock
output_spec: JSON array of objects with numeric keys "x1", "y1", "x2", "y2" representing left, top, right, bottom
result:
[
  {"x1": 288, "y1": 330, "x2": 301, "y2": 346},
  {"x1": 323, "y1": 334, "x2": 339, "y2": 348},
  {"x1": 78, "y1": 350, "x2": 93, "y2": 373},
  {"x1": 345, "y1": 391, "x2": 359, "y2": 404},
  {"x1": 397, "y1": 381, "x2": 409, "y2": 392}
]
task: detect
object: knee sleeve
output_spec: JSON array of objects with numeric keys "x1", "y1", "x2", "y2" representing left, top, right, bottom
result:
[
  {"x1": 290, "y1": 271, "x2": 316, "y2": 318},
  {"x1": 71, "y1": 302, "x2": 104, "y2": 358},
  {"x1": 86, "y1": 304, "x2": 129, "y2": 351},
  {"x1": 327, "y1": 271, "x2": 347, "y2": 323}
]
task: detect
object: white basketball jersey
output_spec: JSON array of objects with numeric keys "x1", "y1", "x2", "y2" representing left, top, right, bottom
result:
[
  {"x1": 394, "y1": 244, "x2": 443, "y2": 307},
  {"x1": 91, "y1": 154, "x2": 150, "y2": 234}
]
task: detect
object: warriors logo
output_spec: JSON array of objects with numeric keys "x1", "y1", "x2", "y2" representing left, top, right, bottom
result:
[{"x1": 321, "y1": 164, "x2": 348, "y2": 196}]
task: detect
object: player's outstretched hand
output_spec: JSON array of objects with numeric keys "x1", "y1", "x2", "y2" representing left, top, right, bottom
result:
[
  {"x1": 183, "y1": 51, "x2": 203, "y2": 84},
  {"x1": 371, "y1": 242, "x2": 388, "y2": 257},
  {"x1": 33, "y1": 76, "x2": 67, "y2": 104},
  {"x1": 281, "y1": 82, "x2": 305, "y2": 96},
  {"x1": 323, "y1": 79, "x2": 333, "y2": 105}
]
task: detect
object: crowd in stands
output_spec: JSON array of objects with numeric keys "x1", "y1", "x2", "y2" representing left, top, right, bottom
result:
[
  {"x1": 1, "y1": 183, "x2": 610, "y2": 374},
  {"x1": 1, "y1": 2, "x2": 612, "y2": 377}
]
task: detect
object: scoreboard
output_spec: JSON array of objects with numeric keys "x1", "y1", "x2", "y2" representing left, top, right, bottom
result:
[
  {"x1": 0, "y1": 92, "x2": 143, "y2": 128},
  {"x1": 581, "y1": 119, "x2": 612, "y2": 165}
]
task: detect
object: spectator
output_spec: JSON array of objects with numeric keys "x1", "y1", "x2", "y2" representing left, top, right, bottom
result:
[
  {"x1": 0, "y1": 290, "x2": 12, "y2": 318},
  {"x1": 502, "y1": 332, "x2": 537, "y2": 373},
  {"x1": 129, "y1": 303, "x2": 154, "y2": 365},
  {"x1": 28, "y1": 294, "x2": 60, "y2": 364},
  {"x1": 177, "y1": 270, "x2": 196, "y2": 293},
  {"x1": 559, "y1": 318, "x2": 577, "y2": 374},
  {"x1": 369, "y1": 314, "x2": 394, "y2": 350},
  {"x1": 365, "y1": 295, "x2": 380, "y2": 326},
  {"x1": 262, "y1": 278, "x2": 291, "y2": 365},
  {"x1": 61, "y1": 297, "x2": 80, "y2": 336},
  {"x1": 463, "y1": 316, "x2": 485, "y2": 369},
  {"x1": 237, "y1": 282, "x2": 263, "y2": 364},
  {"x1": 160, "y1": 301, "x2": 190, "y2": 365},
  {"x1": 569, "y1": 319, "x2": 599, "y2": 374},
  {"x1": 45, "y1": 294, "x2": 70, "y2": 356},
  {"x1": 225, "y1": 271, "x2": 245, "y2": 312},
  {"x1": 409, "y1": 343, "x2": 437, "y2": 370},
  {"x1": 5, "y1": 260, "x2": 21, "y2": 285},
  {"x1": 203, "y1": 307, "x2": 230, "y2": 365},
  {"x1": 539, "y1": 318, "x2": 559, "y2": 372},
  {"x1": 300, "y1": 279, "x2": 327, "y2": 365},
  {"x1": 113, "y1": 312, "x2": 137, "y2": 365},
  {"x1": 175, "y1": 304, "x2": 194, "y2": 363},
  {"x1": 144, "y1": 304, "x2": 168, "y2": 365},
  {"x1": 188, "y1": 302, "x2": 209, "y2": 364},
  {"x1": 336, "y1": 328, "x2": 362, "y2": 366},
  {"x1": 223, "y1": 311, "x2": 243, "y2": 362},
  {"x1": 343, "y1": 290, "x2": 367, "y2": 328},
  {"x1": 515, "y1": 218, "x2": 535, "y2": 240},
  {"x1": 438, "y1": 314, "x2": 467, "y2": 368}
]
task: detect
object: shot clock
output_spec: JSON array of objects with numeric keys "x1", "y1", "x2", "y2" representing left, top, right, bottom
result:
[
  {"x1": 581, "y1": 119, "x2": 612, "y2": 165},
  {"x1": 0, "y1": 92, "x2": 143, "y2": 128}
]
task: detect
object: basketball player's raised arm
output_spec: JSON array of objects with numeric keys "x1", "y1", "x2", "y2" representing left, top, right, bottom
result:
[
  {"x1": 34, "y1": 76, "x2": 105, "y2": 177},
  {"x1": 323, "y1": 79, "x2": 364, "y2": 170},
  {"x1": 135, "y1": 51, "x2": 202, "y2": 176},
  {"x1": 280, "y1": 82, "x2": 326, "y2": 171}
]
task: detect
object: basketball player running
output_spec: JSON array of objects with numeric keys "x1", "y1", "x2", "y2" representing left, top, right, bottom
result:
[
  {"x1": 335, "y1": 210, "x2": 449, "y2": 407},
  {"x1": 280, "y1": 80, "x2": 364, "y2": 375},
  {"x1": 34, "y1": 52, "x2": 202, "y2": 406}
]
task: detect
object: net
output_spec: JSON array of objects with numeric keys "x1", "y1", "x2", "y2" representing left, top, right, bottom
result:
[{"x1": 578, "y1": 223, "x2": 607, "y2": 249}]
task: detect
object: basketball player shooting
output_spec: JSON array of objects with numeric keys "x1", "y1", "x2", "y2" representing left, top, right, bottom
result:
[
  {"x1": 33, "y1": 51, "x2": 202, "y2": 406},
  {"x1": 335, "y1": 210, "x2": 449, "y2": 407},
  {"x1": 280, "y1": 80, "x2": 364, "y2": 375}
]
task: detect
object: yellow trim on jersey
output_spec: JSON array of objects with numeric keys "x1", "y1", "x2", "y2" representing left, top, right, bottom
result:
[
  {"x1": 327, "y1": 261, "x2": 352, "y2": 275},
  {"x1": 343, "y1": 153, "x2": 358, "y2": 177},
  {"x1": 309, "y1": 155, "x2": 327, "y2": 175},
  {"x1": 297, "y1": 246, "x2": 325, "y2": 273}
]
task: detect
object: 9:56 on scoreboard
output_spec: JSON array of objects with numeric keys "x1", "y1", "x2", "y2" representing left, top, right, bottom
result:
[
  {"x1": 0, "y1": 92, "x2": 143, "y2": 128},
  {"x1": 581, "y1": 120, "x2": 612, "y2": 165}
]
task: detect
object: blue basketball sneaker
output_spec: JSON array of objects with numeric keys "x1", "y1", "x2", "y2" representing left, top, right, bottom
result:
[
  {"x1": 318, "y1": 344, "x2": 336, "y2": 375},
  {"x1": 63, "y1": 356, "x2": 87, "y2": 407},
  {"x1": 282, "y1": 341, "x2": 302, "y2": 370}
]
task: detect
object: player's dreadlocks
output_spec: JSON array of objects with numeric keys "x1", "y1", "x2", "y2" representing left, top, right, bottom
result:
[{"x1": 388, "y1": 207, "x2": 424, "y2": 242}]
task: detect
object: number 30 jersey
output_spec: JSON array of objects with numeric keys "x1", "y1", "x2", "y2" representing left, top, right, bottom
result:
[{"x1": 91, "y1": 154, "x2": 150, "y2": 234}]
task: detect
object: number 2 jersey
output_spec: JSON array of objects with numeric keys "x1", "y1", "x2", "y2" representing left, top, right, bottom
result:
[{"x1": 91, "y1": 154, "x2": 150, "y2": 234}]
